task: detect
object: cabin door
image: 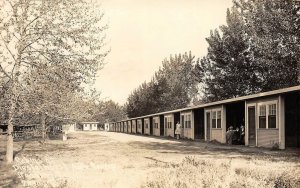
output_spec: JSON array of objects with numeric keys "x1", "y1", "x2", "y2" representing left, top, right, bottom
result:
[
  {"x1": 206, "y1": 112, "x2": 211, "y2": 141},
  {"x1": 248, "y1": 106, "x2": 256, "y2": 146}
]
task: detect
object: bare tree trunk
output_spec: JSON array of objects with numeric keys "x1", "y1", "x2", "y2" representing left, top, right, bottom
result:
[
  {"x1": 6, "y1": 52, "x2": 21, "y2": 164},
  {"x1": 6, "y1": 100, "x2": 15, "y2": 164},
  {"x1": 41, "y1": 112, "x2": 46, "y2": 141},
  {"x1": 6, "y1": 85, "x2": 17, "y2": 164}
]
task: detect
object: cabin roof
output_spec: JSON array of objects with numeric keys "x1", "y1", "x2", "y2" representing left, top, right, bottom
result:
[{"x1": 119, "y1": 85, "x2": 300, "y2": 122}]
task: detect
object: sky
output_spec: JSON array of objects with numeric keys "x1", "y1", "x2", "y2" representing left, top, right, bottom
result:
[{"x1": 95, "y1": 0, "x2": 233, "y2": 105}]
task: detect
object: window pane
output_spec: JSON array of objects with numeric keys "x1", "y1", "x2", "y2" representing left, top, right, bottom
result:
[
  {"x1": 212, "y1": 119, "x2": 216, "y2": 128},
  {"x1": 259, "y1": 117, "x2": 266, "y2": 128},
  {"x1": 217, "y1": 119, "x2": 221, "y2": 128},
  {"x1": 259, "y1": 105, "x2": 266, "y2": 116},
  {"x1": 217, "y1": 111, "x2": 221, "y2": 119},
  {"x1": 269, "y1": 104, "x2": 276, "y2": 115},
  {"x1": 268, "y1": 115, "x2": 276, "y2": 128},
  {"x1": 212, "y1": 111, "x2": 216, "y2": 119}
]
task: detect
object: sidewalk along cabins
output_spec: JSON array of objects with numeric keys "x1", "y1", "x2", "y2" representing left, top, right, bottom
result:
[
  {"x1": 82, "y1": 122, "x2": 99, "y2": 131},
  {"x1": 113, "y1": 86, "x2": 300, "y2": 149},
  {"x1": 143, "y1": 118, "x2": 152, "y2": 135},
  {"x1": 137, "y1": 119, "x2": 144, "y2": 134},
  {"x1": 152, "y1": 115, "x2": 164, "y2": 136}
]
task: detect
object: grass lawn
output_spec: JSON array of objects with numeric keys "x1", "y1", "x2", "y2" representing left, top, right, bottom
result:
[{"x1": 0, "y1": 132, "x2": 299, "y2": 188}]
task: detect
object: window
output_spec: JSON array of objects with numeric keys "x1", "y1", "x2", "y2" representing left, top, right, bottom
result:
[
  {"x1": 184, "y1": 114, "x2": 191, "y2": 128},
  {"x1": 167, "y1": 117, "x2": 172, "y2": 129},
  {"x1": 165, "y1": 117, "x2": 167, "y2": 128},
  {"x1": 259, "y1": 105, "x2": 267, "y2": 128},
  {"x1": 154, "y1": 118, "x2": 158, "y2": 129},
  {"x1": 217, "y1": 111, "x2": 221, "y2": 128},
  {"x1": 268, "y1": 104, "x2": 277, "y2": 128},
  {"x1": 212, "y1": 111, "x2": 217, "y2": 128}
]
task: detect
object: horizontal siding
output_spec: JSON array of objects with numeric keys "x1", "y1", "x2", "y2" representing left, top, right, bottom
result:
[
  {"x1": 153, "y1": 128, "x2": 160, "y2": 136},
  {"x1": 257, "y1": 129, "x2": 279, "y2": 148},
  {"x1": 211, "y1": 129, "x2": 222, "y2": 143},
  {"x1": 183, "y1": 129, "x2": 193, "y2": 139},
  {"x1": 165, "y1": 128, "x2": 174, "y2": 137},
  {"x1": 144, "y1": 127, "x2": 150, "y2": 135}
]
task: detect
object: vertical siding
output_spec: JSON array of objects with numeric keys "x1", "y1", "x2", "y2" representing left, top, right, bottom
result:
[{"x1": 257, "y1": 129, "x2": 279, "y2": 148}]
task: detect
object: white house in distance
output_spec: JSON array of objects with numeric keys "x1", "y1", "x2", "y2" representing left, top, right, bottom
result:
[
  {"x1": 82, "y1": 122, "x2": 99, "y2": 131},
  {"x1": 62, "y1": 123, "x2": 76, "y2": 133}
]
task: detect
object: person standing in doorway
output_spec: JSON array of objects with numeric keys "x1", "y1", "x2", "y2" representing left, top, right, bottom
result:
[{"x1": 175, "y1": 121, "x2": 182, "y2": 140}]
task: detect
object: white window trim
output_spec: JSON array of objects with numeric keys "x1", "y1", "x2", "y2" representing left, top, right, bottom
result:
[
  {"x1": 206, "y1": 108, "x2": 222, "y2": 129},
  {"x1": 165, "y1": 115, "x2": 173, "y2": 129},
  {"x1": 181, "y1": 112, "x2": 192, "y2": 129},
  {"x1": 258, "y1": 100, "x2": 278, "y2": 129}
]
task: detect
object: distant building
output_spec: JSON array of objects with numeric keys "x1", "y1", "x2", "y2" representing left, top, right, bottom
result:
[
  {"x1": 82, "y1": 122, "x2": 99, "y2": 131},
  {"x1": 104, "y1": 123, "x2": 111, "y2": 131}
]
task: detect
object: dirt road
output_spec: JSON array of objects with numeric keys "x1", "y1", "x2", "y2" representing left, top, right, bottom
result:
[{"x1": 1, "y1": 131, "x2": 299, "y2": 188}]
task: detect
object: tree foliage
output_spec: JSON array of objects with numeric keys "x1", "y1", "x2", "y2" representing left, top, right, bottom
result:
[
  {"x1": 0, "y1": 0, "x2": 108, "y2": 163},
  {"x1": 196, "y1": 0, "x2": 300, "y2": 102},
  {"x1": 126, "y1": 52, "x2": 199, "y2": 118}
]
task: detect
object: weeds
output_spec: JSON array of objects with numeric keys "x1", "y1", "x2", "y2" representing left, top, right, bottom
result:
[{"x1": 142, "y1": 156, "x2": 300, "y2": 188}]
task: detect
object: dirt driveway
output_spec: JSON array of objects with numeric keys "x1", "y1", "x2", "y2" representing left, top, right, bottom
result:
[{"x1": 1, "y1": 131, "x2": 300, "y2": 188}]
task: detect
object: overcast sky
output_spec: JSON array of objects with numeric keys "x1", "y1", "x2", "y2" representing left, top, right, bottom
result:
[{"x1": 95, "y1": 0, "x2": 233, "y2": 104}]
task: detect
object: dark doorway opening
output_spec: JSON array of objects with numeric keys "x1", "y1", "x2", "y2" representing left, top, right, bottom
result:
[
  {"x1": 159, "y1": 115, "x2": 164, "y2": 136},
  {"x1": 141, "y1": 120, "x2": 144, "y2": 134},
  {"x1": 226, "y1": 101, "x2": 245, "y2": 145},
  {"x1": 285, "y1": 91, "x2": 300, "y2": 148},
  {"x1": 194, "y1": 108, "x2": 204, "y2": 139},
  {"x1": 150, "y1": 118, "x2": 153, "y2": 135}
]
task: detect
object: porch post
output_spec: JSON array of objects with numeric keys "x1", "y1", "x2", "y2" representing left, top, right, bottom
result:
[
  {"x1": 279, "y1": 95, "x2": 285, "y2": 149},
  {"x1": 245, "y1": 101, "x2": 249, "y2": 146},
  {"x1": 192, "y1": 110, "x2": 195, "y2": 140},
  {"x1": 204, "y1": 109, "x2": 207, "y2": 141},
  {"x1": 221, "y1": 105, "x2": 226, "y2": 143}
]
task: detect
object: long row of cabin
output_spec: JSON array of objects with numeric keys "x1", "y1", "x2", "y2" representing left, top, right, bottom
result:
[{"x1": 110, "y1": 86, "x2": 300, "y2": 149}]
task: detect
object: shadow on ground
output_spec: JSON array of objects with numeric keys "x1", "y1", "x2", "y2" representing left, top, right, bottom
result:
[{"x1": 128, "y1": 138, "x2": 300, "y2": 162}]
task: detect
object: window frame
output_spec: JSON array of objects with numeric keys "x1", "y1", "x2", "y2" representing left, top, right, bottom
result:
[
  {"x1": 258, "y1": 101, "x2": 278, "y2": 129},
  {"x1": 207, "y1": 108, "x2": 222, "y2": 129}
]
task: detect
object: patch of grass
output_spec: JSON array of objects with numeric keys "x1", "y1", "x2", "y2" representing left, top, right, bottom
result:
[
  {"x1": 0, "y1": 162, "x2": 22, "y2": 188},
  {"x1": 142, "y1": 156, "x2": 300, "y2": 188}
]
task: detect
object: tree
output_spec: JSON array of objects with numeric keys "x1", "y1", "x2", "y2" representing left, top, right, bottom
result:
[
  {"x1": 198, "y1": 0, "x2": 300, "y2": 102},
  {"x1": 0, "y1": 0, "x2": 107, "y2": 163},
  {"x1": 126, "y1": 52, "x2": 199, "y2": 117}
]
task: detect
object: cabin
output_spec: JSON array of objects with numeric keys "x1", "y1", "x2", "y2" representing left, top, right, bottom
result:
[
  {"x1": 127, "y1": 120, "x2": 132, "y2": 133},
  {"x1": 132, "y1": 119, "x2": 137, "y2": 134},
  {"x1": 152, "y1": 115, "x2": 164, "y2": 136},
  {"x1": 62, "y1": 123, "x2": 76, "y2": 133},
  {"x1": 82, "y1": 122, "x2": 99, "y2": 131},
  {"x1": 112, "y1": 86, "x2": 300, "y2": 149},
  {"x1": 143, "y1": 118, "x2": 151, "y2": 135},
  {"x1": 124, "y1": 121, "x2": 128, "y2": 133},
  {"x1": 180, "y1": 110, "x2": 194, "y2": 139},
  {"x1": 137, "y1": 119, "x2": 143, "y2": 134}
]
